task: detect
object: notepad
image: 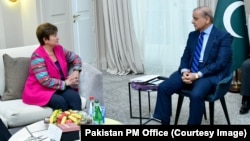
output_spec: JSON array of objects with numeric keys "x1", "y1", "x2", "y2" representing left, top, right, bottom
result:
[
  {"x1": 147, "y1": 78, "x2": 165, "y2": 85},
  {"x1": 130, "y1": 75, "x2": 160, "y2": 83}
]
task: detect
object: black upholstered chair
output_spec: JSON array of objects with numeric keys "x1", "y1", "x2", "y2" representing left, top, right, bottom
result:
[{"x1": 174, "y1": 72, "x2": 233, "y2": 125}]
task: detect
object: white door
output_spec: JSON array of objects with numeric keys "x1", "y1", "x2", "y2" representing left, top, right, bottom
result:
[
  {"x1": 40, "y1": 0, "x2": 73, "y2": 51},
  {"x1": 39, "y1": 0, "x2": 95, "y2": 65},
  {"x1": 72, "y1": 0, "x2": 95, "y2": 65}
]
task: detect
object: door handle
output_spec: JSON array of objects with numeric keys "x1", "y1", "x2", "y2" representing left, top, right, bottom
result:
[
  {"x1": 73, "y1": 15, "x2": 80, "y2": 23},
  {"x1": 73, "y1": 15, "x2": 80, "y2": 18}
]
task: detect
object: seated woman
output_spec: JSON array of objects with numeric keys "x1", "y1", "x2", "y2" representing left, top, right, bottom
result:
[{"x1": 22, "y1": 22, "x2": 82, "y2": 111}]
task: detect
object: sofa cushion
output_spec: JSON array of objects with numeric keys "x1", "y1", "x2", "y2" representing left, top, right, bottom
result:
[
  {"x1": 0, "y1": 99, "x2": 53, "y2": 128},
  {"x1": 0, "y1": 45, "x2": 38, "y2": 97},
  {"x1": 1, "y1": 54, "x2": 30, "y2": 101}
]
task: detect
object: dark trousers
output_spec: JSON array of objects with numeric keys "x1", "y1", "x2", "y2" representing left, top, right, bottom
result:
[
  {"x1": 240, "y1": 59, "x2": 250, "y2": 99},
  {"x1": 0, "y1": 119, "x2": 11, "y2": 141},
  {"x1": 153, "y1": 71, "x2": 218, "y2": 125},
  {"x1": 47, "y1": 88, "x2": 82, "y2": 111}
]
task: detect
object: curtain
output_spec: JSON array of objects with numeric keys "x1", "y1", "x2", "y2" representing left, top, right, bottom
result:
[
  {"x1": 131, "y1": 0, "x2": 197, "y2": 76},
  {"x1": 94, "y1": 0, "x2": 217, "y2": 76},
  {"x1": 95, "y1": 0, "x2": 144, "y2": 75},
  {"x1": 198, "y1": 0, "x2": 218, "y2": 12}
]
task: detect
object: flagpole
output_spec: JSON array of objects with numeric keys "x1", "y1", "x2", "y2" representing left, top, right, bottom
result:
[{"x1": 229, "y1": 69, "x2": 241, "y2": 93}]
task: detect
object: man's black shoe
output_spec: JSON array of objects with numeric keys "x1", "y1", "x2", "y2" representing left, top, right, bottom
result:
[{"x1": 240, "y1": 101, "x2": 250, "y2": 114}]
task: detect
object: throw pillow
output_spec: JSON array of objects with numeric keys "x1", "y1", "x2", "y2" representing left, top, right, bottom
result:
[{"x1": 1, "y1": 54, "x2": 30, "y2": 101}]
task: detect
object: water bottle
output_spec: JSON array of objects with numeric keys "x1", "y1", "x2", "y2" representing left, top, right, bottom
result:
[
  {"x1": 88, "y1": 96, "x2": 95, "y2": 118},
  {"x1": 93, "y1": 100, "x2": 103, "y2": 125}
]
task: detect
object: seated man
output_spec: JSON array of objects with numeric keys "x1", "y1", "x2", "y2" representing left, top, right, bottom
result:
[
  {"x1": 239, "y1": 59, "x2": 250, "y2": 114},
  {"x1": 153, "y1": 6, "x2": 233, "y2": 125}
]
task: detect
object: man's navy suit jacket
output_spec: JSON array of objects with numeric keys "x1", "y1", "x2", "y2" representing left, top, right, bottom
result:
[{"x1": 179, "y1": 26, "x2": 233, "y2": 80}]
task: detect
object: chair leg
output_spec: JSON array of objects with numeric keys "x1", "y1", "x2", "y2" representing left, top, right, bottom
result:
[
  {"x1": 174, "y1": 95, "x2": 184, "y2": 125},
  {"x1": 203, "y1": 103, "x2": 207, "y2": 120},
  {"x1": 209, "y1": 102, "x2": 214, "y2": 125},
  {"x1": 220, "y1": 97, "x2": 231, "y2": 125}
]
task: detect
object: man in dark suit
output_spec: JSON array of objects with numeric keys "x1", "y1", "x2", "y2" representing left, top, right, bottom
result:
[{"x1": 153, "y1": 6, "x2": 233, "y2": 125}]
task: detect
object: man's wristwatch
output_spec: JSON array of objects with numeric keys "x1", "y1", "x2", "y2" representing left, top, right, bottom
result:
[{"x1": 195, "y1": 73, "x2": 199, "y2": 79}]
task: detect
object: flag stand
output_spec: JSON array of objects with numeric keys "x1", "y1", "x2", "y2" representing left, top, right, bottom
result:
[{"x1": 229, "y1": 69, "x2": 241, "y2": 93}]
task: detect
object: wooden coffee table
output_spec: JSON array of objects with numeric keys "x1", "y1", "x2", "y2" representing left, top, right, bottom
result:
[{"x1": 9, "y1": 118, "x2": 122, "y2": 141}]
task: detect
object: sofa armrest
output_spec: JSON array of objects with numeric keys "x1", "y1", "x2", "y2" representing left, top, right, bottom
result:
[{"x1": 78, "y1": 63, "x2": 104, "y2": 106}]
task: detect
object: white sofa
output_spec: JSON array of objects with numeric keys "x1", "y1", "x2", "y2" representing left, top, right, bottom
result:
[{"x1": 0, "y1": 45, "x2": 104, "y2": 128}]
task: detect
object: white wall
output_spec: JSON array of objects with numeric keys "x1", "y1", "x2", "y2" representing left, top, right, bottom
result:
[
  {"x1": 246, "y1": 1, "x2": 250, "y2": 16},
  {"x1": 0, "y1": 0, "x2": 39, "y2": 48},
  {"x1": 0, "y1": 1, "x2": 6, "y2": 49},
  {"x1": 20, "y1": 0, "x2": 39, "y2": 46},
  {"x1": 0, "y1": 0, "x2": 23, "y2": 48},
  {"x1": 245, "y1": 1, "x2": 250, "y2": 44}
]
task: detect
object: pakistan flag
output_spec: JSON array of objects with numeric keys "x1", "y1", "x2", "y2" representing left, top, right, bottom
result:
[{"x1": 214, "y1": 0, "x2": 250, "y2": 71}]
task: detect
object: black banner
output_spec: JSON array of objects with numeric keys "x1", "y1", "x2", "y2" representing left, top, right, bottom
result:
[{"x1": 80, "y1": 125, "x2": 250, "y2": 139}]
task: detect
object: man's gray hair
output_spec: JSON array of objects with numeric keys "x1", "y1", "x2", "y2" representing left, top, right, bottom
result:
[{"x1": 193, "y1": 6, "x2": 214, "y2": 22}]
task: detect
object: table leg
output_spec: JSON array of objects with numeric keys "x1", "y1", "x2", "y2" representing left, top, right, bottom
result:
[
  {"x1": 148, "y1": 91, "x2": 151, "y2": 114},
  {"x1": 138, "y1": 89, "x2": 142, "y2": 125},
  {"x1": 128, "y1": 82, "x2": 133, "y2": 118}
]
